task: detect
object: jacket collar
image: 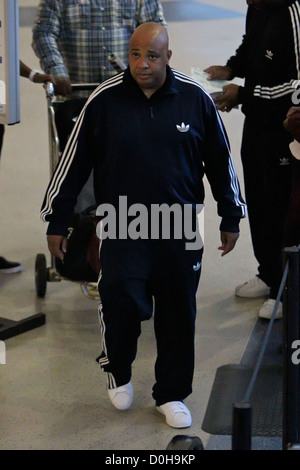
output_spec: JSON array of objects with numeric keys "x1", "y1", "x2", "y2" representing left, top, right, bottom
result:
[{"x1": 123, "y1": 65, "x2": 178, "y2": 101}]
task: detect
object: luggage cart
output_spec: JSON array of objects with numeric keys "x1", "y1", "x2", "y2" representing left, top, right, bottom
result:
[{"x1": 35, "y1": 82, "x2": 100, "y2": 300}]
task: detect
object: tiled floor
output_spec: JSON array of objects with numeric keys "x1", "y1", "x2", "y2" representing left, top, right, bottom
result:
[{"x1": 0, "y1": 0, "x2": 282, "y2": 450}]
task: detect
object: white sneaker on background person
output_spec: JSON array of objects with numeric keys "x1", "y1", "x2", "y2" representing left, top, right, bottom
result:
[
  {"x1": 258, "y1": 299, "x2": 283, "y2": 320},
  {"x1": 235, "y1": 276, "x2": 270, "y2": 298},
  {"x1": 156, "y1": 401, "x2": 192, "y2": 428}
]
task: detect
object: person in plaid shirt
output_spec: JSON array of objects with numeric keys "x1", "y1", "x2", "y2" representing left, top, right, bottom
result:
[{"x1": 32, "y1": 0, "x2": 167, "y2": 97}]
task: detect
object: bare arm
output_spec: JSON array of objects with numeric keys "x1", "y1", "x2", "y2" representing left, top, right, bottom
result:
[{"x1": 20, "y1": 60, "x2": 54, "y2": 83}]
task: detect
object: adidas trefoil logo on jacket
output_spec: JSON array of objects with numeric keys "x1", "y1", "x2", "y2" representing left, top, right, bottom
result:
[
  {"x1": 193, "y1": 261, "x2": 201, "y2": 271},
  {"x1": 279, "y1": 157, "x2": 290, "y2": 166},
  {"x1": 265, "y1": 50, "x2": 274, "y2": 60},
  {"x1": 176, "y1": 122, "x2": 190, "y2": 132}
]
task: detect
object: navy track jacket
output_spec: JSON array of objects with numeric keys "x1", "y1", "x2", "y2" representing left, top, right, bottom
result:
[{"x1": 41, "y1": 66, "x2": 246, "y2": 236}]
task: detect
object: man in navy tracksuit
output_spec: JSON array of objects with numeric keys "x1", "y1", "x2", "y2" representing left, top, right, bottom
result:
[
  {"x1": 205, "y1": 0, "x2": 300, "y2": 320},
  {"x1": 41, "y1": 23, "x2": 246, "y2": 428}
]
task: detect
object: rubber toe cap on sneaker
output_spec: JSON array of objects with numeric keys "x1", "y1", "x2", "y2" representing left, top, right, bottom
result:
[{"x1": 108, "y1": 382, "x2": 133, "y2": 410}]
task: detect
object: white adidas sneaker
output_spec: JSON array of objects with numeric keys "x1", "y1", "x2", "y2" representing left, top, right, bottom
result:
[
  {"x1": 235, "y1": 276, "x2": 270, "y2": 298},
  {"x1": 258, "y1": 299, "x2": 283, "y2": 320},
  {"x1": 156, "y1": 401, "x2": 192, "y2": 428},
  {"x1": 107, "y1": 382, "x2": 133, "y2": 410}
]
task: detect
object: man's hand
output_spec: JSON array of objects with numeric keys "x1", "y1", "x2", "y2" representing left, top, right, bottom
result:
[
  {"x1": 204, "y1": 65, "x2": 233, "y2": 81},
  {"x1": 283, "y1": 106, "x2": 300, "y2": 142},
  {"x1": 218, "y1": 231, "x2": 239, "y2": 256},
  {"x1": 47, "y1": 235, "x2": 67, "y2": 260},
  {"x1": 33, "y1": 72, "x2": 55, "y2": 84},
  {"x1": 54, "y1": 76, "x2": 72, "y2": 96},
  {"x1": 214, "y1": 84, "x2": 239, "y2": 112}
]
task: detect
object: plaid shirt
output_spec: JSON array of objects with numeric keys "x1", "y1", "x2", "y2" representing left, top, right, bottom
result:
[{"x1": 32, "y1": 0, "x2": 167, "y2": 85}]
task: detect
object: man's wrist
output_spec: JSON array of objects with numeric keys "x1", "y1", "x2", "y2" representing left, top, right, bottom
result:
[
  {"x1": 225, "y1": 65, "x2": 234, "y2": 80},
  {"x1": 29, "y1": 69, "x2": 40, "y2": 82},
  {"x1": 220, "y1": 216, "x2": 240, "y2": 233}
]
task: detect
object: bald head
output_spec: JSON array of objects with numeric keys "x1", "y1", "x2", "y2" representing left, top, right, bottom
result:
[
  {"x1": 129, "y1": 22, "x2": 169, "y2": 52},
  {"x1": 129, "y1": 22, "x2": 172, "y2": 98}
]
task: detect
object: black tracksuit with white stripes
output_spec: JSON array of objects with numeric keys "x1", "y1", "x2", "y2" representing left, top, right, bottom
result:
[
  {"x1": 41, "y1": 66, "x2": 246, "y2": 405},
  {"x1": 226, "y1": 1, "x2": 300, "y2": 298}
]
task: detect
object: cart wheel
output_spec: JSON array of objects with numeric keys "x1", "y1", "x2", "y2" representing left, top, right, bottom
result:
[
  {"x1": 35, "y1": 253, "x2": 48, "y2": 298},
  {"x1": 166, "y1": 435, "x2": 204, "y2": 450}
]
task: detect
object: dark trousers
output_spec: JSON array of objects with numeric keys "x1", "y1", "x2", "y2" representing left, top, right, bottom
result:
[
  {"x1": 97, "y1": 238, "x2": 203, "y2": 406},
  {"x1": 241, "y1": 117, "x2": 292, "y2": 299}
]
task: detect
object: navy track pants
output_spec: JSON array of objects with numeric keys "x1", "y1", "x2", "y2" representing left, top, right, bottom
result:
[{"x1": 96, "y1": 238, "x2": 203, "y2": 406}]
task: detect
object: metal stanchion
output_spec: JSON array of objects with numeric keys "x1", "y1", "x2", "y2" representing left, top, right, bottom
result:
[
  {"x1": 231, "y1": 261, "x2": 289, "y2": 450},
  {"x1": 232, "y1": 402, "x2": 252, "y2": 450},
  {"x1": 282, "y1": 246, "x2": 300, "y2": 450}
]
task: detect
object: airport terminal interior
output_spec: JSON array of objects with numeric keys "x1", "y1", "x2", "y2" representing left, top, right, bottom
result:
[{"x1": 0, "y1": 0, "x2": 287, "y2": 450}]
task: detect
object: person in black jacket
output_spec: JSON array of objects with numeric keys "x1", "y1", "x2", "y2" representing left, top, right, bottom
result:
[
  {"x1": 41, "y1": 22, "x2": 246, "y2": 428},
  {"x1": 205, "y1": 0, "x2": 300, "y2": 320}
]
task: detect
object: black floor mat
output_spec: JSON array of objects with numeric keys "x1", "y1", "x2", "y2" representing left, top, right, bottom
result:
[
  {"x1": 202, "y1": 364, "x2": 282, "y2": 436},
  {"x1": 202, "y1": 319, "x2": 283, "y2": 437}
]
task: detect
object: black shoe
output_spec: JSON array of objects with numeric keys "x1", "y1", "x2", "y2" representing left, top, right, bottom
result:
[{"x1": 0, "y1": 256, "x2": 23, "y2": 274}]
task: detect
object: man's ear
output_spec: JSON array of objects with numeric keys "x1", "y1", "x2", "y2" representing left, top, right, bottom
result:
[{"x1": 167, "y1": 49, "x2": 172, "y2": 63}]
